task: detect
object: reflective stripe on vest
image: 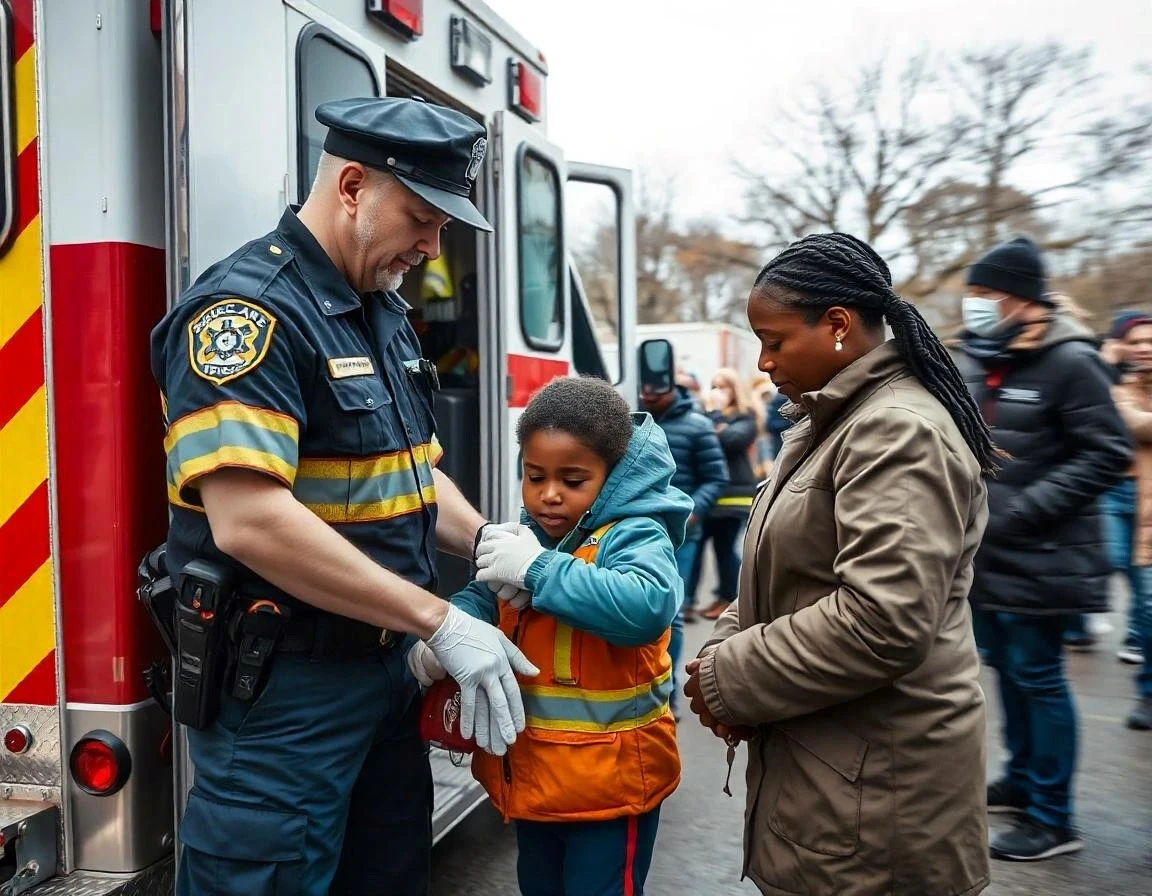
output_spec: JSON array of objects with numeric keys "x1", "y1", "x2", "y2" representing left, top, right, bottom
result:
[
  {"x1": 519, "y1": 521, "x2": 672, "y2": 733},
  {"x1": 522, "y1": 669, "x2": 674, "y2": 733}
]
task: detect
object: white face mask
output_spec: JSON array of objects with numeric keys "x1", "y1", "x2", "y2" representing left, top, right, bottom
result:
[
  {"x1": 961, "y1": 296, "x2": 1011, "y2": 338},
  {"x1": 709, "y1": 387, "x2": 731, "y2": 409}
]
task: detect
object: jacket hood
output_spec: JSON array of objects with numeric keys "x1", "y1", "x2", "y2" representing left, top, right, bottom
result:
[
  {"x1": 521, "y1": 412, "x2": 693, "y2": 551},
  {"x1": 1029, "y1": 309, "x2": 1099, "y2": 351}
]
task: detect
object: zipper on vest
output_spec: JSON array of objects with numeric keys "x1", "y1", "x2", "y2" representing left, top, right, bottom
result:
[
  {"x1": 503, "y1": 608, "x2": 521, "y2": 822},
  {"x1": 500, "y1": 755, "x2": 513, "y2": 822}
]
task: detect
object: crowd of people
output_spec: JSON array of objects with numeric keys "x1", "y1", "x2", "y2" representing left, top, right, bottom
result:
[{"x1": 153, "y1": 92, "x2": 1149, "y2": 896}]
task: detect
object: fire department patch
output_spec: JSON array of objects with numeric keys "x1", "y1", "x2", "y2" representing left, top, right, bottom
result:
[{"x1": 188, "y1": 298, "x2": 278, "y2": 385}]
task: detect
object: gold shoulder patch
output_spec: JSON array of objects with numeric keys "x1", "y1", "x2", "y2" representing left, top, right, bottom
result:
[{"x1": 188, "y1": 298, "x2": 278, "y2": 385}]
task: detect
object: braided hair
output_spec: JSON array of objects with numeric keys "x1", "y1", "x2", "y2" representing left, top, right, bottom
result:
[{"x1": 753, "y1": 232, "x2": 997, "y2": 473}]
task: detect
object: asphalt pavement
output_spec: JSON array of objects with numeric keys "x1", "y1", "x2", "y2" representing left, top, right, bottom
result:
[{"x1": 429, "y1": 579, "x2": 1152, "y2": 895}]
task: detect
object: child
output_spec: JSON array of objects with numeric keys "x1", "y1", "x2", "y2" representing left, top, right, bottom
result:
[{"x1": 409, "y1": 375, "x2": 692, "y2": 896}]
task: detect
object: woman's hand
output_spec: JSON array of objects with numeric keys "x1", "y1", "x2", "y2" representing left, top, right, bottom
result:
[
  {"x1": 683, "y1": 665, "x2": 720, "y2": 731},
  {"x1": 684, "y1": 658, "x2": 758, "y2": 742}
]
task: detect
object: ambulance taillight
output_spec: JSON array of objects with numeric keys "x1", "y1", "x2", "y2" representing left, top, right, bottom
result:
[
  {"x1": 509, "y1": 60, "x2": 542, "y2": 122},
  {"x1": 69, "y1": 731, "x2": 133, "y2": 796},
  {"x1": 367, "y1": 0, "x2": 423, "y2": 41}
]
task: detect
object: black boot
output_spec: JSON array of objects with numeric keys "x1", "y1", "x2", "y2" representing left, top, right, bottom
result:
[{"x1": 1126, "y1": 696, "x2": 1152, "y2": 730}]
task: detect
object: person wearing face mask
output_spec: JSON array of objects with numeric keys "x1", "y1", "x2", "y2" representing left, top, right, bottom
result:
[
  {"x1": 954, "y1": 236, "x2": 1132, "y2": 862},
  {"x1": 693, "y1": 369, "x2": 762, "y2": 620},
  {"x1": 1104, "y1": 313, "x2": 1152, "y2": 728}
]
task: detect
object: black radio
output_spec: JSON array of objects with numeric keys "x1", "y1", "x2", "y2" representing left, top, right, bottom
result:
[{"x1": 172, "y1": 560, "x2": 235, "y2": 730}]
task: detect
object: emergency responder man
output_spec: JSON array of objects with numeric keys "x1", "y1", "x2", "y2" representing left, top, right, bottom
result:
[{"x1": 150, "y1": 97, "x2": 537, "y2": 896}]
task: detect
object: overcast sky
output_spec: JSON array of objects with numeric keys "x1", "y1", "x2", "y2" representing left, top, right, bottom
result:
[{"x1": 487, "y1": 0, "x2": 1151, "y2": 228}]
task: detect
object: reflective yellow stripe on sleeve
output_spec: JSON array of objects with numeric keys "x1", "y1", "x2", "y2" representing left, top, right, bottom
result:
[{"x1": 164, "y1": 401, "x2": 300, "y2": 495}]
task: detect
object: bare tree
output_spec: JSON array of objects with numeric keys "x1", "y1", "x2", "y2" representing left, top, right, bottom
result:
[
  {"x1": 735, "y1": 53, "x2": 968, "y2": 256},
  {"x1": 735, "y1": 42, "x2": 1152, "y2": 310},
  {"x1": 901, "y1": 45, "x2": 1151, "y2": 297},
  {"x1": 572, "y1": 173, "x2": 688, "y2": 325},
  {"x1": 671, "y1": 222, "x2": 761, "y2": 323}
]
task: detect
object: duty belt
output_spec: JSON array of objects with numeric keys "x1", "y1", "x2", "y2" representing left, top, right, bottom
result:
[{"x1": 273, "y1": 611, "x2": 402, "y2": 657}]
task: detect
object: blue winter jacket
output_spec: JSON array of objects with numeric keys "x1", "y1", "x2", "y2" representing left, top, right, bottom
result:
[
  {"x1": 652, "y1": 387, "x2": 729, "y2": 536},
  {"x1": 452, "y1": 413, "x2": 694, "y2": 647}
]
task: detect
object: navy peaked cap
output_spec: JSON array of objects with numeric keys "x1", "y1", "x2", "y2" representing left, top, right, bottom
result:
[{"x1": 316, "y1": 97, "x2": 492, "y2": 231}]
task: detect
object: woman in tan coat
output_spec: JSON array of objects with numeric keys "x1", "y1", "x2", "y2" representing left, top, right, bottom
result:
[{"x1": 684, "y1": 233, "x2": 992, "y2": 896}]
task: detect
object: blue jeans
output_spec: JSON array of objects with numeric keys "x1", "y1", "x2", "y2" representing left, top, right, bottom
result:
[
  {"x1": 1135, "y1": 568, "x2": 1152, "y2": 699},
  {"x1": 1102, "y1": 478, "x2": 1144, "y2": 641},
  {"x1": 973, "y1": 610, "x2": 1078, "y2": 830},
  {"x1": 515, "y1": 806, "x2": 661, "y2": 895},
  {"x1": 177, "y1": 641, "x2": 431, "y2": 895},
  {"x1": 668, "y1": 537, "x2": 700, "y2": 714},
  {"x1": 688, "y1": 515, "x2": 744, "y2": 605}
]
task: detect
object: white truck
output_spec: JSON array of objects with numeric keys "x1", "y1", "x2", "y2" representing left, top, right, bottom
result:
[{"x1": 603, "y1": 321, "x2": 761, "y2": 390}]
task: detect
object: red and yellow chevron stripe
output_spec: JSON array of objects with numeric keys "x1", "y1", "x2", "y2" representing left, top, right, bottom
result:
[{"x1": 0, "y1": 0, "x2": 57, "y2": 706}]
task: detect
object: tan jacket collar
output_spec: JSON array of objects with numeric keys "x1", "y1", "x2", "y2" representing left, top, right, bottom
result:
[{"x1": 787, "y1": 341, "x2": 908, "y2": 437}]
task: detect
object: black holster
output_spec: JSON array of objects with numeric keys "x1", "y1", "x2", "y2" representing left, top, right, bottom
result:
[
  {"x1": 227, "y1": 601, "x2": 287, "y2": 702},
  {"x1": 172, "y1": 559, "x2": 236, "y2": 730},
  {"x1": 136, "y1": 545, "x2": 176, "y2": 715}
]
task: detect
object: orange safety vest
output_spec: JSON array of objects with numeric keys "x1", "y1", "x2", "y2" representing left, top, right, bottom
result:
[{"x1": 472, "y1": 522, "x2": 681, "y2": 823}]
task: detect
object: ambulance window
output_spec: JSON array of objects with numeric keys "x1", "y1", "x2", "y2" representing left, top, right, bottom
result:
[
  {"x1": 518, "y1": 150, "x2": 563, "y2": 350},
  {"x1": 566, "y1": 179, "x2": 622, "y2": 383},
  {"x1": 0, "y1": 1, "x2": 14, "y2": 256},
  {"x1": 296, "y1": 26, "x2": 379, "y2": 202}
]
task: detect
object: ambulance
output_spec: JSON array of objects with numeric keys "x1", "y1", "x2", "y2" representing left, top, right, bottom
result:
[{"x1": 0, "y1": 0, "x2": 639, "y2": 890}]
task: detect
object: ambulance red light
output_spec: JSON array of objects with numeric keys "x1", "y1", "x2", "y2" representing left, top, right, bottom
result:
[
  {"x1": 3, "y1": 725, "x2": 32, "y2": 754},
  {"x1": 366, "y1": 0, "x2": 423, "y2": 41},
  {"x1": 509, "y1": 60, "x2": 543, "y2": 123},
  {"x1": 69, "y1": 731, "x2": 132, "y2": 796}
]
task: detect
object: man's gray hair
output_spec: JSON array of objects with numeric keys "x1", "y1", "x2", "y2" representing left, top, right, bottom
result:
[{"x1": 311, "y1": 151, "x2": 393, "y2": 194}]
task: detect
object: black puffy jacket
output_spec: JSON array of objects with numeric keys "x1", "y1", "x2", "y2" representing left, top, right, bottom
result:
[
  {"x1": 957, "y1": 313, "x2": 1133, "y2": 614},
  {"x1": 652, "y1": 388, "x2": 730, "y2": 527}
]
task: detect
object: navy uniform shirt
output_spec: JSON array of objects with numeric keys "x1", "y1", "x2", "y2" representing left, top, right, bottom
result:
[{"x1": 150, "y1": 207, "x2": 441, "y2": 608}]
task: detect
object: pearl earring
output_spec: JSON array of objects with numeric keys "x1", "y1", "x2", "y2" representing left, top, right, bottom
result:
[{"x1": 835, "y1": 338, "x2": 844, "y2": 352}]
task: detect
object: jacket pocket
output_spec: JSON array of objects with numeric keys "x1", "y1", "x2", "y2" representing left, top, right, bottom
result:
[
  {"x1": 768, "y1": 719, "x2": 867, "y2": 858},
  {"x1": 323, "y1": 375, "x2": 396, "y2": 454},
  {"x1": 179, "y1": 790, "x2": 307, "y2": 895},
  {"x1": 516, "y1": 727, "x2": 621, "y2": 818}
]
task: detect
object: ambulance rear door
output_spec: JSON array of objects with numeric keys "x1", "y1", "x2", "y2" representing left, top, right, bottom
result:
[
  {"x1": 491, "y1": 111, "x2": 569, "y2": 518},
  {"x1": 566, "y1": 162, "x2": 637, "y2": 405}
]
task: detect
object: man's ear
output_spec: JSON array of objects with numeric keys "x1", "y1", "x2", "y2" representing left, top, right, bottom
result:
[{"x1": 336, "y1": 163, "x2": 370, "y2": 216}]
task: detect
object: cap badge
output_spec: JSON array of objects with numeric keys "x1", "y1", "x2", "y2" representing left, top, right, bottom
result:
[{"x1": 466, "y1": 137, "x2": 487, "y2": 183}]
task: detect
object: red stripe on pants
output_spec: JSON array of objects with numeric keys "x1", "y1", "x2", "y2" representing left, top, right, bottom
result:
[{"x1": 623, "y1": 815, "x2": 638, "y2": 896}]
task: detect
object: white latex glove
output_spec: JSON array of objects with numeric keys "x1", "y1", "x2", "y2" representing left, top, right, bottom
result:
[
  {"x1": 475, "y1": 526, "x2": 547, "y2": 590},
  {"x1": 425, "y1": 603, "x2": 539, "y2": 755},
  {"x1": 492, "y1": 581, "x2": 532, "y2": 611},
  {"x1": 473, "y1": 521, "x2": 521, "y2": 564},
  {"x1": 405, "y1": 640, "x2": 447, "y2": 688}
]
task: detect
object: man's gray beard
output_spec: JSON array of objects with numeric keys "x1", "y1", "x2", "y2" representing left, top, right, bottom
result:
[{"x1": 376, "y1": 268, "x2": 404, "y2": 292}]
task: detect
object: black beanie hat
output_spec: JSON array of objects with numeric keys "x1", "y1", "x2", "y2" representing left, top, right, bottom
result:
[{"x1": 966, "y1": 236, "x2": 1048, "y2": 304}]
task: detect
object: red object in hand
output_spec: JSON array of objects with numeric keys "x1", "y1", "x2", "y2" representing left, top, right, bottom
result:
[{"x1": 420, "y1": 677, "x2": 477, "y2": 753}]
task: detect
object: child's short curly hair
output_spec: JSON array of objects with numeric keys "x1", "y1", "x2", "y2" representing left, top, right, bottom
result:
[{"x1": 517, "y1": 376, "x2": 633, "y2": 467}]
